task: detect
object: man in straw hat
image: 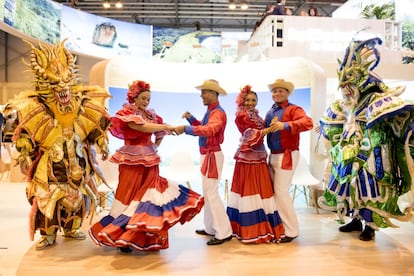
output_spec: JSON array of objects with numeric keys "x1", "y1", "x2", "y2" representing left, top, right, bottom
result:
[
  {"x1": 265, "y1": 78, "x2": 313, "y2": 243},
  {"x1": 175, "y1": 79, "x2": 233, "y2": 246}
]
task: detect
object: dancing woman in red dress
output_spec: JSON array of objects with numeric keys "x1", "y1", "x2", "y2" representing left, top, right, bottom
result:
[
  {"x1": 226, "y1": 85, "x2": 285, "y2": 243},
  {"x1": 89, "y1": 80, "x2": 204, "y2": 253}
]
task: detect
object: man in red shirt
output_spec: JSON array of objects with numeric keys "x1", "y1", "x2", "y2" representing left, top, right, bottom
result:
[
  {"x1": 265, "y1": 79, "x2": 314, "y2": 243},
  {"x1": 175, "y1": 79, "x2": 233, "y2": 245}
]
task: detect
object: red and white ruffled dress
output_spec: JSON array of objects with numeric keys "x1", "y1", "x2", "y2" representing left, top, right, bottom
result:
[
  {"x1": 89, "y1": 104, "x2": 204, "y2": 251},
  {"x1": 226, "y1": 108, "x2": 285, "y2": 243}
]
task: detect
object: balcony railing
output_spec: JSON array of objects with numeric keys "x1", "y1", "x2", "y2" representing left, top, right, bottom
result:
[{"x1": 247, "y1": 15, "x2": 402, "y2": 64}]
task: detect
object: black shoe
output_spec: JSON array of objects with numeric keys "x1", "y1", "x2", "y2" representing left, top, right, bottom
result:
[
  {"x1": 279, "y1": 236, "x2": 297, "y2": 243},
  {"x1": 359, "y1": 225, "x2": 375, "y2": 241},
  {"x1": 339, "y1": 218, "x2": 363, "y2": 232},
  {"x1": 195, "y1": 229, "x2": 214, "y2": 236},
  {"x1": 119, "y1": 246, "x2": 133, "y2": 253},
  {"x1": 206, "y1": 235, "x2": 232, "y2": 245}
]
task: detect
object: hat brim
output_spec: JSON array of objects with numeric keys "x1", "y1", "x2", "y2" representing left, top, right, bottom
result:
[
  {"x1": 195, "y1": 84, "x2": 227, "y2": 95},
  {"x1": 268, "y1": 82, "x2": 294, "y2": 94}
]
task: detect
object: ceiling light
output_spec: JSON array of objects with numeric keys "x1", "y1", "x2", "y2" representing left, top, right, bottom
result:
[
  {"x1": 240, "y1": 1, "x2": 248, "y2": 10},
  {"x1": 103, "y1": 0, "x2": 110, "y2": 8},
  {"x1": 228, "y1": 0, "x2": 236, "y2": 9},
  {"x1": 115, "y1": 0, "x2": 123, "y2": 8}
]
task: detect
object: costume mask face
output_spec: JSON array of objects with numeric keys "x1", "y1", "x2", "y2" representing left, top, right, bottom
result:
[
  {"x1": 24, "y1": 39, "x2": 78, "y2": 114},
  {"x1": 337, "y1": 37, "x2": 386, "y2": 100}
]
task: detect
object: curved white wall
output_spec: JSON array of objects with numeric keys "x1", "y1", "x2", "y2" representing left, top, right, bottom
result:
[{"x1": 90, "y1": 56, "x2": 327, "y2": 180}]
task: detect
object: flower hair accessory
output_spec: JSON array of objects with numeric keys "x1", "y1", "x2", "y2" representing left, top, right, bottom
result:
[
  {"x1": 236, "y1": 85, "x2": 252, "y2": 107},
  {"x1": 127, "y1": 80, "x2": 151, "y2": 103}
]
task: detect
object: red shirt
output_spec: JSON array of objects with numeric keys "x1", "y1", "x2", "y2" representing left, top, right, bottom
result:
[
  {"x1": 184, "y1": 100, "x2": 226, "y2": 154},
  {"x1": 184, "y1": 100, "x2": 226, "y2": 178},
  {"x1": 265, "y1": 100, "x2": 313, "y2": 169}
]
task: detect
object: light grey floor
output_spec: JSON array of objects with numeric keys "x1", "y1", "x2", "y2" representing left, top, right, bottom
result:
[{"x1": 1, "y1": 180, "x2": 414, "y2": 276}]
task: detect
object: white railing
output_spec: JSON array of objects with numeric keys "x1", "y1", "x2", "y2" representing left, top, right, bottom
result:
[{"x1": 247, "y1": 15, "x2": 402, "y2": 64}]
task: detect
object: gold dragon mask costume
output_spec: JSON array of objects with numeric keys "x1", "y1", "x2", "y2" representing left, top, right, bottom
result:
[{"x1": 3, "y1": 40, "x2": 111, "y2": 249}]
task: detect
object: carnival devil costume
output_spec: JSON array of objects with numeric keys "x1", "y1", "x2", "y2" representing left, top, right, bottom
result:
[
  {"x1": 317, "y1": 36, "x2": 414, "y2": 241},
  {"x1": 3, "y1": 40, "x2": 111, "y2": 249}
]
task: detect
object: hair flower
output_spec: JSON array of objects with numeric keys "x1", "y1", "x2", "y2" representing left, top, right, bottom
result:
[
  {"x1": 127, "y1": 80, "x2": 151, "y2": 103},
  {"x1": 236, "y1": 85, "x2": 252, "y2": 107}
]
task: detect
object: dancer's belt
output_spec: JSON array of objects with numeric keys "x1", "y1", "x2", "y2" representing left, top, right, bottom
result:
[
  {"x1": 200, "y1": 146, "x2": 221, "y2": 179},
  {"x1": 271, "y1": 149, "x2": 294, "y2": 170}
]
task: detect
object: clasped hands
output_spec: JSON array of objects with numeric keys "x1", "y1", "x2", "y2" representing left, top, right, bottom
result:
[
  {"x1": 262, "y1": 117, "x2": 284, "y2": 136},
  {"x1": 269, "y1": 117, "x2": 284, "y2": 132},
  {"x1": 163, "y1": 125, "x2": 185, "y2": 136}
]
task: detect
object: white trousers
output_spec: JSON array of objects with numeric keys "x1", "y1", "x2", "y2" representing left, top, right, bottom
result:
[
  {"x1": 200, "y1": 151, "x2": 232, "y2": 240},
  {"x1": 269, "y1": 150, "x2": 300, "y2": 237}
]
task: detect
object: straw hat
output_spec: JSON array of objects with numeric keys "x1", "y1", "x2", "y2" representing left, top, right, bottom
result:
[
  {"x1": 268, "y1": 79, "x2": 294, "y2": 94},
  {"x1": 195, "y1": 79, "x2": 227, "y2": 95}
]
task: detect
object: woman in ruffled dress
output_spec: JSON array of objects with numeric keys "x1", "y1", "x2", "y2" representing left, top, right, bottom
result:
[
  {"x1": 226, "y1": 85, "x2": 285, "y2": 243},
  {"x1": 89, "y1": 80, "x2": 204, "y2": 253}
]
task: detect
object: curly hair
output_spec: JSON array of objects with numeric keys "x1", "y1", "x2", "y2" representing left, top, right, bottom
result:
[{"x1": 127, "y1": 80, "x2": 151, "y2": 103}]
